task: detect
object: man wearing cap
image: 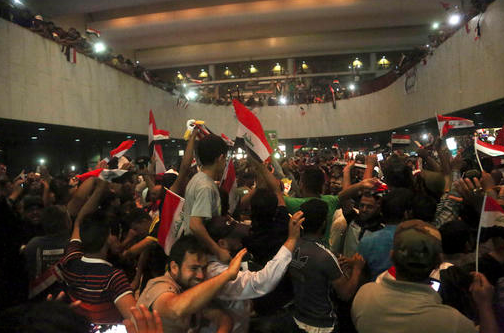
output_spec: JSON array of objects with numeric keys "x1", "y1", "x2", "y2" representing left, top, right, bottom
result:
[
  {"x1": 204, "y1": 211, "x2": 302, "y2": 332},
  {"x1": 352, "y1": 219, "x2": 499, "y2": 333}
]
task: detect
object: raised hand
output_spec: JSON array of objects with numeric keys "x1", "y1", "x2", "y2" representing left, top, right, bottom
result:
[
  {"x1": 124, "y1": 304, "x2": 163, "y2": 333},
  {"x1": 226, "y1": 248, "x2": 248, "y2": 280}
]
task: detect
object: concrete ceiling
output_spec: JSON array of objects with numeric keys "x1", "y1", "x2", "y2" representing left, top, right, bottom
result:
[{"x1": 25, "y1": 0, "x2": 459, "y2": 69}]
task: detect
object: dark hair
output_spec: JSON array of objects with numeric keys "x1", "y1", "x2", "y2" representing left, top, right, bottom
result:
[
  {"x1": 250, "y1": 188, "x2": 278, "y2": 223},
  {"x1": 411, "y1": 194, "x2": 437, "y2": 222},
  {"x1": 439, "y1": 221, "x2": 471, "y2": 255},
  {"x1": 162, "y1": 173, "x2": 177, "y2": 189},
  {"x1": 80, "y1": 210, "x2": 110, "y2": 253},
  {"x1": 140, "y1": 244, "x2": 169, "y2": 294},
  {"x1": 196, "y1": 134, "x2": 228, "y2": 166},
  {"x1": 0, "y1": 300, "x2": 90, "y2": 333},
  {"x1": 381, "y1": 188, "x2": 414, "y2": 224},
  {"x1": 127, "y1": 208, "x2": 151, "y2": 226},
  {"x1": 383, "y1": 155, "x2": 413, "y2": 189},
  {"x1": 169, "y1": 235, "x2": 207, "y2": 269},
  {"x1": 301, "y1": 167, "x2": 325, "y2": 194},
  {"x1": 300, "y1": 199, "x2": 328, "y2": 233},
  {"x1": 41, "y1": 206, "x2": 69, "y2": 235},
  {"x1": 49, "y1": 177, "x2": 71, "y2": 205},
  {"x1": 392, "y1": 249, "x2": 440, "y2": 282}
]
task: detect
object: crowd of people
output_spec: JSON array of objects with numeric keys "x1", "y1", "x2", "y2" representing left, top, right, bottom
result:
[{"x1": 1, "y1": 126, "x2": 504, "y2": 333}]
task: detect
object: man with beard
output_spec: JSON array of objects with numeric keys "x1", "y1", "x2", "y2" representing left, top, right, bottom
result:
[
  {"x1": 342, "y1": 191, "x2": 384, "y2": 257},
  {"x1": 137, "y1": 235, "x2": 247, "y2": 332}
]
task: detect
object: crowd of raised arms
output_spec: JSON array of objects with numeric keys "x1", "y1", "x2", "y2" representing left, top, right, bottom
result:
[{"x1": 1, "y1": 127, "x2": 504, "y2": 333}]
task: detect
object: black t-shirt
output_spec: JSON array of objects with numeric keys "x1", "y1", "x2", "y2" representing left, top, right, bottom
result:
[
  {"x1": 244, "y1": 206, "x2": 289, "y2": 266},
  {"x1": 289, "y1": 238, "x2": 343, "y2": 328}
]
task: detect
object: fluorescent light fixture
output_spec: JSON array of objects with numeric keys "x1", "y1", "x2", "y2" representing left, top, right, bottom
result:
[
  {"x1": 126, "y1": 135, "x2": 132, "y2": 139},
  {"x1": 348, "y1": 84, "x2": 356, "y2": 91},
  {"x1": 38, "y1": 127, "x2": 46, "y2": 131},
  {"x1": 432, "y1": 22, "x2": 440, "y2": 29},
  {"x1": 71, "y1": 165, "x2": 76, "y2": 171},
  {"x1": 31, "y1": 136, "x2": 38, "y2": 140},
  {"x1": 75, "y1": 139, "x2": 80, "y2": 142},
  {"x1": 39, "y1": 158, "x2": 45, "y2": 165},
  {"x1": 279, "y1": 96, "x2": 287, "y2": 105},
  {"x1": 422, "y1": 133, "x2": 428, "y2": 140},
  {"x1": 178, "y1": 150, "x2": 184, "y2": 156}
]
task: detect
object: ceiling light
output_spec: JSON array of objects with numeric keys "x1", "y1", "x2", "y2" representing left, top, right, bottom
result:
[
  {"x1": 107, "y1": 141, "x2": 111, "y2": 144},
  {"x1": 352, "y1": 58, "x2": 363, "y2": 69},
  {"x1": 301, "y1": 61, "x2": 308, "y2": 70},
  {"x1": 448, "y1": 13, "x2": 461, "y2": 26},
  {"x1": 272, "y1": 63, "x2": 282, "y2": 73},
  {"x1": 422, "y1": 133, "x2": 428, "y2": 140},
  {"x1": 135, "y1": 60, "x2": 139, "y2": 64},
  {"x1": 176, "y1": 71, "x2": 184, "y2": 80},
  {"x1": 426, "y1": 44, "x2": 430, "y2": 48},
  {"x1": 432, "y1": 22, "x2": 440, "y2": 29},
  {"x1": 474, "y1": 111, "x2": 482, "y2": 115},
  {"x1": 38, "y1": 127, "x2": 46, "y2": 131},
  {"x1": 279, "y1": 96, "x2": 287, "y2": 105},
  {"x1": 93, "y1": 42, "x2": 106, "y2": 53},
  {"x1": 14, "y1": 0, "x2": 22, "y2": 5},
  {"x1": 75, "y1": 138, "x2": 80, "y2": 142},
  {"x1": 249, "y1": 65, "x2": 258, "y2": 74},
  {"x1": 377, "y1": 56, "x2": 390, "y2": 69},
  {"x1": 126, "y1": 135, "x2": 132, "y2": 139},
  {"x1": 198, "y1": 69, "x2": 208, "y2": 78},
  {"x1": 39, "y1": 158, "x2": 45, "y2": 165},
  {"x1": 273, "y1": 152, "x2": 281, "y2": 159},
  {"x1": 404, "y1": 129, "x2": 409, "y2": 132},
  {"x1": 348, "y1": 84, "x2": 356, "y2": 91},
  {"x1": 31, "y1": 136, "x2": 38, "y2": 140},
  {"x1": 224, "y1": 67, "x2": 233, "y2": 77},
  {"x1": 70, "y1": 165, "x2": 76, "y2": 171}
]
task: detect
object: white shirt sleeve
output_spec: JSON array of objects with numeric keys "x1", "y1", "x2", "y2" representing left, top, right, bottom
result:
[{"x1": 207, "y1": 245, "x2": 292, "y2": 301}]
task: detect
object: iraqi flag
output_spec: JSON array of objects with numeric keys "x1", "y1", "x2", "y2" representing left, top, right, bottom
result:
[
  {"x1": 391, "y1": 134, "x2": 411, "y2": 145},
  {"x1": 436, "y1": 114, "x2": 474, "y2": 138},
  {"x1": 293, "y1": 145, "x2": 303, "y2": 154},
  {"x1": 110, "y1": 140, "x2": 135, "y2": 159},
  {"x1": 233, "y1": 99, "x2": 273, "y2": 162},
  {"x1": 475, "y1": 195, "x2": 504, "y2": 272},
  {"x1": 153, "y1": 144, "x2": 166, "y2": 174},
  {"x1": 149, "y1": 110, "x2": 170, "y2": 146},
  {"x1": 76, "y1": 168, "x2": 128, "y2": 182},
  {"x1": 220, "y1": 158, "x2": 238, "y2": 214},
  {"x1": 475, "y1": 138, "x2": 504, "y2": 157},
  {"x1": 157, "y1": 189, "x2": 185, "y2": 255},
  {"x1": 85, "y1": 28, "x2": 101, "y2": 38},
  {"x1": 479, "y1": 195, "x2": 504, "y2": 228}
]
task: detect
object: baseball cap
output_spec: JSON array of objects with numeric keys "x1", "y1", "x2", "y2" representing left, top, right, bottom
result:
[
  {"x1": 207, "y1": 216, "x2": 250, "y2": 242},
  {"x1": 393, "y1": 220, "x2": 442, "y2": 270}
]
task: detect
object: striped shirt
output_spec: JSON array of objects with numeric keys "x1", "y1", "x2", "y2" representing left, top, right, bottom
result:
[{"x1": 55, "y1": 240, "x2": 132, "y2": 324}]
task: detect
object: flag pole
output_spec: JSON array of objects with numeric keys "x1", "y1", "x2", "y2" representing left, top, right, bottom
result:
[
  {"x1": 474, "y1": 136, "x2": 484, "y2": 172},
  {"x1": 475, "y1": 194, "x2": 487, "y2": 273},
  {"x1": 435, "y1": 113, "x2": 442, "y2": 138}
]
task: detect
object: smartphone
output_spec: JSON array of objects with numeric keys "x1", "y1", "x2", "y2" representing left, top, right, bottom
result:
[
  {"x1": 377, "y1": 153, "x2": 384, "y2": 162},
  {"x1": 430, "y1": 278, "x2": 441, "y2": 292}
]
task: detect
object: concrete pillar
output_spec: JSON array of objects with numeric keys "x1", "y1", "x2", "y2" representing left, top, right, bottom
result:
[
  {"x1": 370, "y1": 52, "x2": 377, "y2": 72},
  {"x1": 287, "y1": 58, "x2": 295, "y2": 75},
  {"x1": 208, "y1": 64, "x2": 216, "y2": 80}
]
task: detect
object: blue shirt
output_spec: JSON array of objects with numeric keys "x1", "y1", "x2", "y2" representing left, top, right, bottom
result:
[{"x1": 357, "y1": 225, "x2": 397, "y2": 281}]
